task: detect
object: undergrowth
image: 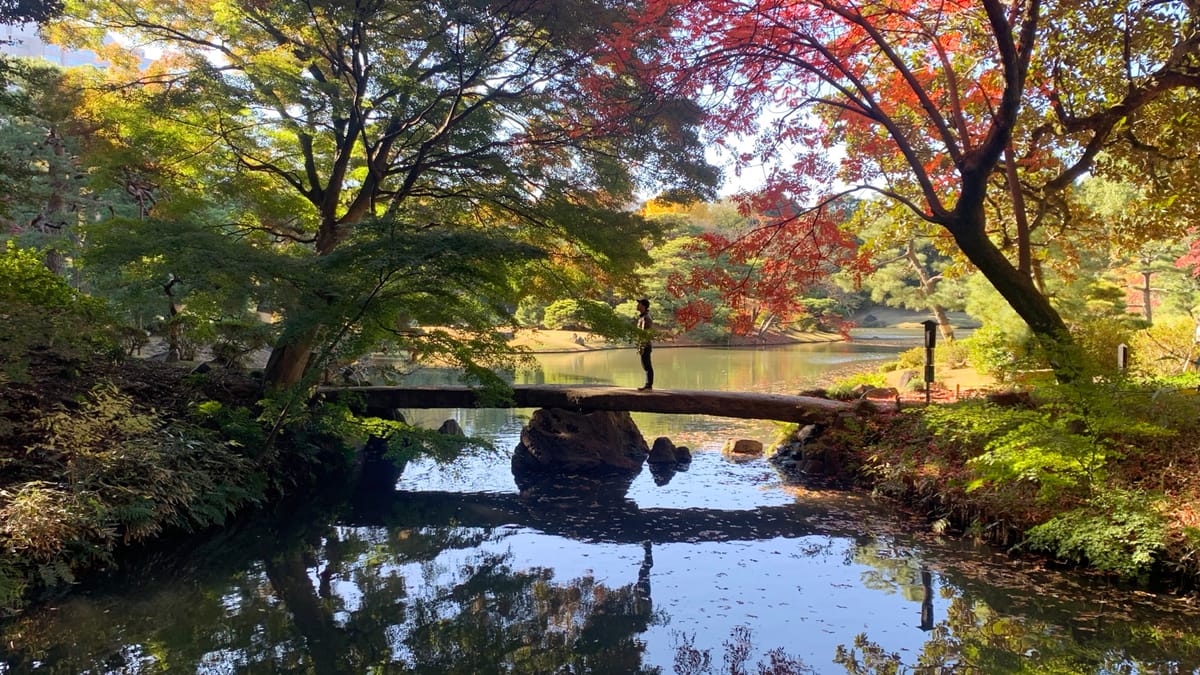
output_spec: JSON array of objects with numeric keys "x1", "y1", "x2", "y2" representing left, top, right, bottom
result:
[
  {"x1": 0, "y1": 374, "x2": 273, "y2": 614},
  {"x1": 853, "y1": 378, "x2": 1200, "y2": 585}
]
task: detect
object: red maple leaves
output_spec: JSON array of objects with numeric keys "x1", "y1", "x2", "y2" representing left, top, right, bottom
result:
[{"x1": 605, "y1": 0, "x2": 1037, "y2": 334}]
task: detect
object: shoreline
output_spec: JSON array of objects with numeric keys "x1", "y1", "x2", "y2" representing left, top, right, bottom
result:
[{"x1": 506, "y1": 328, "x2": 845, "y2": 354}]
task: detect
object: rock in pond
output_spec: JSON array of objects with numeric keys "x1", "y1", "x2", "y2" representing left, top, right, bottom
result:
[{"x1": 511, "y1": 408, "x2": 649, "y2": 489}]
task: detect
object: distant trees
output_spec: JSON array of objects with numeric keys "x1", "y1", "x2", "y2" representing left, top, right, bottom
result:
[{"x1": 0, "y1": 61, "x2": 106, "y2": 273}]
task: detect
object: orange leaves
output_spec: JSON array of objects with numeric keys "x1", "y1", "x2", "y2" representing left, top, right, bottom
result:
[{"x1": 664, "y1": 197, "x2": 859, "y2": 334}]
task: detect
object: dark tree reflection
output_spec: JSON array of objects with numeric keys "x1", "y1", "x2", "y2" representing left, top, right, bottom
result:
[
  {"x1": 0, "y1": 514, "x2": 662, "y2": 674},
  {"x1": 401, "y1": 543, "x2": 660, "y2": 674},
  {"x1": 836, "y1": 538, "x2": 1200, "y2": 674}
]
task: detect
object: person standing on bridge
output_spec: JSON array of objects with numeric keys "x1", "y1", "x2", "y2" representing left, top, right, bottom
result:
[{"x1": 636, "y1": 297, "x2": 654, "y2": 391}]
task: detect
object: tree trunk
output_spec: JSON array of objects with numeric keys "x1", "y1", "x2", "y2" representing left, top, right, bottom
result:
[
  {"x1": 163, "y1": 275, "x2": 183, "y2": 363},
  {"x1": 263, "y1": 219, "x2": 340, "y2": 390},
  {"x1": 1141, "y1": 269, "x2": 1153, "y2": 324},
  {"x1": 262, "y1": 328, "x2": 319, "y2": 390},
  {"x1": 904, "y1": 242, "x2": 955, "y2": 342},
  {"x1": 947, "y1": 217, "x2": 1077, "y2": 378},
  {"x1": 930, "y1": 304, "x2": 955, "y2": 343},
  {"x1": 36, "y1": 129, "x2": 69, "y2": 276},
  {"x1": 1003, "y1": 141, "x2": 1033, "y2": 277}
]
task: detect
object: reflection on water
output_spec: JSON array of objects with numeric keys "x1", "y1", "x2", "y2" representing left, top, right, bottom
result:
[
  {"x1": 4, "y1": 449, "x2": 1200, "y2": 673},
  {"x1": 4, "y1": 343, "x2": 1200, "y2": 673}
]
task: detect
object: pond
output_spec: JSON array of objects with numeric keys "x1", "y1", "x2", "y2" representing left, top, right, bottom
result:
[{"x1": 3, "y1": 340, "x2": 1200, "y2": 674}]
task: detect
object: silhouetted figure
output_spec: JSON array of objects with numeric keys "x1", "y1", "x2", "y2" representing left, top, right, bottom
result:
[
  {"x1": 636, "y1": 298, "x2": 653, "y2": 390},
  {"x1": 919, "y1": 569, "x2": 934, "y2": 631}
]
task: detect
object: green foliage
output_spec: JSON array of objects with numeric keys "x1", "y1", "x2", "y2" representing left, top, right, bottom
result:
[
  {"x1": 962, "y1": 406, "x2": 1110, "y2": 500},
  {"x1": 0, "y1": 242, "x2": 119, "y2": 378},
  {"x1": 962, "y1": 323, "x2": 1042, "y2": 382},
  {"x1": 853, "y1": 372, "x2": 1200, "y2": 586},
  {"x1": 923, "y1": 376, "x2": 1186, "y2": 504},
  {"x1": 935, "y1": 340, "x2": 970, "y2": 369},
  {"x1": 543, "y1": 299, "x2": 588, "y2": 330},
  {"x1": 825, "y1": 371, "x2": 889, "y2": 400},
  {"x1": 194, "y1": 401, "x2": 267, "y2": 453},
  {"x1": 637, "y1": 223, "x2": 738, "y2": 342},
  {"x1": 210, "y1": 319, "x2": 274, "y2": 368},
  {"x1": 514, "y1": 297, "x2": 545, "y2": 328},
  {"x1": 0, "y1": 59, "x2": 105, "y2": 254},
  {"x1": 310, "y1": 401, "x2": 492, "y2": 467},
  {"x1": 893, "y1": 347, "x2": 926, "y2": 370},
  {"x1": 0, "y1": 241, "x2": 75, "y2": 307},
  {"x1": 1057, "y1": 278, "x2": 1148, "y2": 377},
  {"x1": 0, "y1": 379, "x2": 276, "y2": 614},
  {"x1": 82, "y1": 209, "x2": 290, "y2": 356},
  {"x1": 835, "y1": 203, "x2": 968, "y2": 328},
  {"x1": 794, "y1": 296, "x2": 851, "y2": 332},
  {"x1": 55, "y1": 0, "x2": 715, "y2": 388},
  {"x1": 1023, "y1": 489, "x2": 1168, "y2": 580},
  {"x1": 1129, "y1": 315, "x2": 1197, "y2": 378}
]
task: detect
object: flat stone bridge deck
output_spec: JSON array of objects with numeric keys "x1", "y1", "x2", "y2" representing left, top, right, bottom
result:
[{"x1": 316, "y1": 384, "x2": 864, "y2": 425}]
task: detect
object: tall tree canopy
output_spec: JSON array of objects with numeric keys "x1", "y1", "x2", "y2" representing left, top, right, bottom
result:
[
  {"x1": 53, "y1": 0, "x2": 716, "y2": 389},
  {"x1": 631, "y1": 0, "x2": 1200, "y2": 376}
]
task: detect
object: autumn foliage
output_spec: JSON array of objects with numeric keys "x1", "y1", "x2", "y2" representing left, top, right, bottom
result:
[
  {"x1": 607, "y1": 0, "x2": 1044, "y2": 335},
  {"x1": 618, "y1": 0, "x2": 1200, "y2": 365},
  {"x1": 667, "y1": 201, "x2": 863, "y2": 334}
]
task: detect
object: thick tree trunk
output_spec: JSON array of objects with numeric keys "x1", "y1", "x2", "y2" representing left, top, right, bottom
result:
[
  {"x1": 263, "y1": 219, "x2": 340, "y2": 390},
  {"x1": 947, "y1": 217, "x2": 1077, "y2": 378},
  {"x1": 262, "y1": 328, "x2": 319, "y2": 390}
]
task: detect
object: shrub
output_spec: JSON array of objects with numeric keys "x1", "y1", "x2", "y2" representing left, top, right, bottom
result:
[
  {"x1": 825, "y1": 370, "x2": 888, "y2": 400},
  {"x1": 937, "y1": 339, "x2": 970, "y2": 369},
  {"x1": 0, "y1": 380, "x2": 271, "y2": 615},
  {"x1": 1073, "y1": 315, "x2": 1140, "y2": 377},
  {"x1": 1023, "y1": 488, "x2": 1167, "y2": 580},
  {"x1": 514, "y1": 297, "x2": 545, "y2": 328},
  {"x1": 1129, "y1": 316, "x2": 1196, "y2": 379},
  {"x1": 894, "y1": 346, "x2": 925, "y2": 370},
  {"x1": 893, "y1": 340, "x2": 967, "y2": 374},
  {"x1": 963, "y1": 324, "x2": 1042, "y2": 382},
  {"x1": 0, "y1": 242, "x2": 119, "y2": 375}
]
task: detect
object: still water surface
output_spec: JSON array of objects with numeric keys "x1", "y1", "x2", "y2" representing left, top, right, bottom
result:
[{"x1": 3, "y1": 340, "x2": 1200, "y2": 673}]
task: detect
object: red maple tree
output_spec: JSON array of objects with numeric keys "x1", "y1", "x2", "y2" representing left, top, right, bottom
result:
[{"x1": 617, "y1": 0, "x2": 1199, "y2": 375}]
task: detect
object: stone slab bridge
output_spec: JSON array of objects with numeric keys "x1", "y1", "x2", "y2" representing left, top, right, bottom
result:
[{"x1": 316, "y1": 384, "x2": 868, "y2": 424}]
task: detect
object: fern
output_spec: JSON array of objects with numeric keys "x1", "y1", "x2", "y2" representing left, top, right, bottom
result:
[
  {"x1": 0, "y1": 556, "x2": 27, "y2": 614},
  {"x1": 1023, "y1": 489, "x2": 1167, "y2": 579}
]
